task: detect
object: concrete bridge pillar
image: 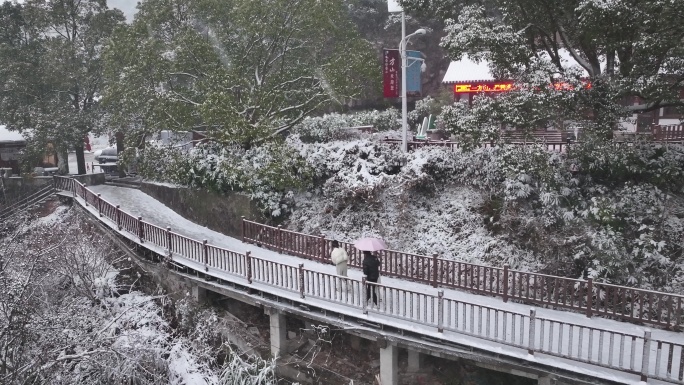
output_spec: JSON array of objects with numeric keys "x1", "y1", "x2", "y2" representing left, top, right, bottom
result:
[
  {"x1": 407, "y1": 349, "x2": 423, "y2": 372},
  {"x1": 191, "y1": 285, "x2": 206, "y2": 303},
  {"x1": 380, "y1": 342, "x2": 398, "y2": 385},
  {"x1": 538, "y1": 374, "x2": 554, "y2": 385},
  {"x1": 266, "y1": 307, "x2": 287, "y2": 358}
]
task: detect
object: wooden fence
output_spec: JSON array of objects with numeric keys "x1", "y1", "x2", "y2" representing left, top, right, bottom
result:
[
  {"x1": 53, "y1": 176, "x2": 684, "y2": 384},
  {"x1": 241, "y1": 218, "x2": 684, "y2": 330}
]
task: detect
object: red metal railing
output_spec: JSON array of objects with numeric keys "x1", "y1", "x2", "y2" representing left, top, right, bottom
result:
[
  {"x1": 52, "y1": 176, "x2": 684, "y2": 383},
  {"x1": 652, "y1": 125, "x2": 684, "y2": 141},
  {"x1": 242, "y1": 217, "x2": 684, "y2": 330},
  {"x1": 383, "y1": 126, "x2": 684, "y2": 153}
]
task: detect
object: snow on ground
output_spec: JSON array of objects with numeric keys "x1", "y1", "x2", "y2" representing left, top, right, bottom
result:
[
  {"x1": 68, "y1": 151, "x2": 97, "y2": 174},
  {"x1": 33, "y1": 204, "x2": 71, "y2": 227},
  {"x1": 86, "y1": 184, "x2": 684, "y2": 384}
]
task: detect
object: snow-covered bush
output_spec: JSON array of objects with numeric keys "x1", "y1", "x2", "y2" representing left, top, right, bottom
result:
[
  {"x1": 292, "y1": 108, "x2": 399, "y2": 142},
  {"x1": 568, "y1": 139, "x2": 684, "y2": 191},
  {"x1": 351, "y1": 108, "x2": 400, "y2": 132},
  {"x1": 287, "y1": 135, "x2": 684, "y2": 290},
  {"x1": 408, "y1": 96, "x2": 440, "y2": 130},
  {"x1": 438, "y1": 100, "x2": 501, "y2": 150},
  {"x1": 138, "y1": 142, "x2": 312, "y2": 217},
  {"x1": 292, "y1": 113, "x2": 361, "y2": 143}
]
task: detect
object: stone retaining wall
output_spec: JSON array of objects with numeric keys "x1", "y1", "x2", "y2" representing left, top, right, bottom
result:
[{"x1": 140, "y1": 182, "x2": 265, "y2": 238}]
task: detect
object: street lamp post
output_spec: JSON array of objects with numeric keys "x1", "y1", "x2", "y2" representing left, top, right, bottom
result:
[{"x1": 399, "y1": 16, "x2": 426, "y2": 153}]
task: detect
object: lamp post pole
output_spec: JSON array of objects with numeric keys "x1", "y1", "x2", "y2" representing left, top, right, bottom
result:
[
  {"x1": 399, "y1": 20, "x2": 426, "y2": 153},
  {"x1": 401, "y1": 12, "x2": 408, "y2": 153}
]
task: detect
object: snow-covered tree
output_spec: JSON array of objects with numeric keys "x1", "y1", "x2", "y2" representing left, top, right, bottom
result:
[
  {"x1": 0, "y1": 0, "x2": 125, "y2": 174},
  {"x1": 402, "y1": 0, "x2": 684, "y2": 138},
  {"x1": 101, "y1": 0, "x2": 380, "y2": 149}
]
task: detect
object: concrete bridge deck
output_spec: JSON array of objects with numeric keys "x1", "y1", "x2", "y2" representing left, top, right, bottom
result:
[{"x1": 56, "y1": 181, "x2": 684, "y2": 385}]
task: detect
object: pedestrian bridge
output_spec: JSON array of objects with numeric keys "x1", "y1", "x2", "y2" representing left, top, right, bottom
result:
[{"x1": 53, "y1": 176, "x2": 684, "y2": 385}]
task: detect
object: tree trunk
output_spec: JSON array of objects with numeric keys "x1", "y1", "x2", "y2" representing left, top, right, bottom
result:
[
  {"x1": 75, "y1": 142, "x2": 86, "y2": 175},
  {"x1": 57, "y1": 145, "x2": 69, "y2": 175},
  {"x1": 115, "y1": 132, "x2": 126, "y2": 178}
]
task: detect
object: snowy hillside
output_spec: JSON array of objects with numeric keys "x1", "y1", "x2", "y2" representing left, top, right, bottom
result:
[{"x1": 0, "y1": 204, "x2": 280, "y2": 384}]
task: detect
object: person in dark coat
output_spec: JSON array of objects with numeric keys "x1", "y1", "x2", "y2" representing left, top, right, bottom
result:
[{"x1": 362, "y1": 250, "x2": 381, "y2": 306}]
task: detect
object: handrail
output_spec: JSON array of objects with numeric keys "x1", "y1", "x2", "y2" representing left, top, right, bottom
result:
[
  {"x1": 54, "y1": 175, "x2": 683, "y2": 384},
  {"x1": 241, "y1": 217, "x2": 684, "y2": 330},
  {"x1": 381, "y1": 134, "x2": 684, "y2": 153}
]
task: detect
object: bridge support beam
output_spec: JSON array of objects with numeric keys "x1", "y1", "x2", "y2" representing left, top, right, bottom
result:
[
  {"x1": 407, "y1": 349, "x2": 423, "y2": 372},
  {"x1": 380, "y1": 342, "x2": 398, "y2": 385},
  {"x1": 266, "y1": 307, "x2": 287, "y2": 358},
  {"x1": 191, "y1": 285, "x2": 207, "y2": 303}
]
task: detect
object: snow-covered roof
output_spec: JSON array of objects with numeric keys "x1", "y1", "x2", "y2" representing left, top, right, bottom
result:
[
  {"x1": 0, "y1": 125, "x2": 26, "y2": 143},
  {"x1": 442, "y1": 49, "x2": 602, "y2": 84},
  {"x1": 442, "y1": 55, "x2": 495, "y2": 84}
]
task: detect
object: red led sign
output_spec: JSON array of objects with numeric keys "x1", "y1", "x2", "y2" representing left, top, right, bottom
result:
[
  {"x1": 454, "y1": 81, "x2": 591, "y2": 94},
  {"x1": 454, "y1": 83, "x2": 513, "y2": 93}
]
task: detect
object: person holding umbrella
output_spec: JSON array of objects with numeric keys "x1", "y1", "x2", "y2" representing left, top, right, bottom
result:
[
  {"x1": 330, "y1": 240, "x2": 349, "y2": 277},
  {"x1": 362, "y1": 251, "x2": 381, "y2": 306},
  {"x1": 354, "y1": 237, "x2": 386, "y2": 308}
]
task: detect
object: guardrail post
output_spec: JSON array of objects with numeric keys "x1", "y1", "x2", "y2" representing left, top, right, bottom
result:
[
  {"x1": 241, "y1": 216, "x2": 246, "y2": 243},
  {"x1": 116, "y1": 205, "x2": 121, "y2": 230},
  {"x1": 203, "y1": 239, "x2": 208, "y2": 271},
  {"x1": 320, "y1": 234, "x2": 326, "y2": 262},
  {"x1": 298, "y1": 263, "x2": 305, "y2": 299},
  {"x1": 97, "y1": 194, "x2": 102, "y2": 217},
  {"x1": 52, "y1": 175, "x2": 56, "y2": 189},
  {"x1": 72, "y1": 179, "x2": 76, "y2": 198},
  {"x1": 362, "y1": 276, "x2": 368, "y2": 315},
  {"x1": 503, "y1": 264, "x2": 510, "y2": 303},
  {"x1": 83, "y1": 183, "x2": 88, "y2": 206},
  {"x1": 246, "y1": 251, "x2": 252, "y2": 284},
  {"x1": 431, "y1": 253, "x2": 438, "y2": 288},
  {"x1": 675, "y1": 297, "x2": 682, "y2": 331},
  {"x1": 528, "y1": 308, "x2": 536, "y2": 355},
  {"x1": 137, "y1": 216, "x2": 143, "y2": 242},
  {"x1": 277, "y1": 225, "x2": 283, "y2": 253},
  {"x1": 641, "y1": 330, "x2": 652, "y2": 382},
  {"x1": 437, "y1": 290, "x2": 444, "y2": 332},
  {"x1": 586, "y1": 278, "x2": 593, "y2": 318},
  {"x1": 167, "y1": 227, "x2": 172, "y2": 256}
]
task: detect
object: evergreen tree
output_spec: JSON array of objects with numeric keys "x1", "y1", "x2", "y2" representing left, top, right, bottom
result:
[
  {"x1": 0, "y1": 0, "x2": 124, "y2": 174},
  {"x1": 101, "y1": 0, "x2": 380, "y2": 148},
  {"x1": 401, "y1": 0, "x2": 684, "y2": 138}
]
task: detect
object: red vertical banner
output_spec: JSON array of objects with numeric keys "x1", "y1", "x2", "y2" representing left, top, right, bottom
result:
[{"x1": 383, "y1": 49, "x2": 400, "y2": 98}]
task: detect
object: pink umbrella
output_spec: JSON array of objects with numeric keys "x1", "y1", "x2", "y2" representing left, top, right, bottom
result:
[{"x1": 354, "y1": 237, "x2": 387, "y2": 251}]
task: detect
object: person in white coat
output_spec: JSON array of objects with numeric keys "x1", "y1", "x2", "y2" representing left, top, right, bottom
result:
[{"x1": 330, "y1": 240, "x2": 348, "y2": 277}]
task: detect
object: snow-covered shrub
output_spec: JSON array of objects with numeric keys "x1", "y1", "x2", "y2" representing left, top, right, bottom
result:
[
  {"x1": 139, "y1": 141, "x2": 312, "y2": 217},
  {"x1": 219, "y1": 345, "x2": 278, "y2": 385},
  {"x1": 408, "y1": 96, "x2": 439, "y2": 130},
  {"x1": 288, "y1": 135, "x2": 684, "y2": 289},
  {"x1": 292, "y1": 113, "x2": 360, "y2": 143},
  {"x1": 351, "y1": 107, "x2": 400, "y2": 132},
  {"x1": 291, "y1": 108, "x2": 400, "y2": 142},
  {"x1": 568, "y1": 139, "x2": 684, "y2": 191},
  {"x1": 137, "y1": 144, "x2": 194, "y2": 185},
  {"x1": 439, "y1": 100, "x2": 501, "y2": 150}
]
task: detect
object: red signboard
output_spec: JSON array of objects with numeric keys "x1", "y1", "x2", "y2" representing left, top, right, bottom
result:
[{"x1": 383, "y1": 49, "x2": 400, "y2": 98}]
